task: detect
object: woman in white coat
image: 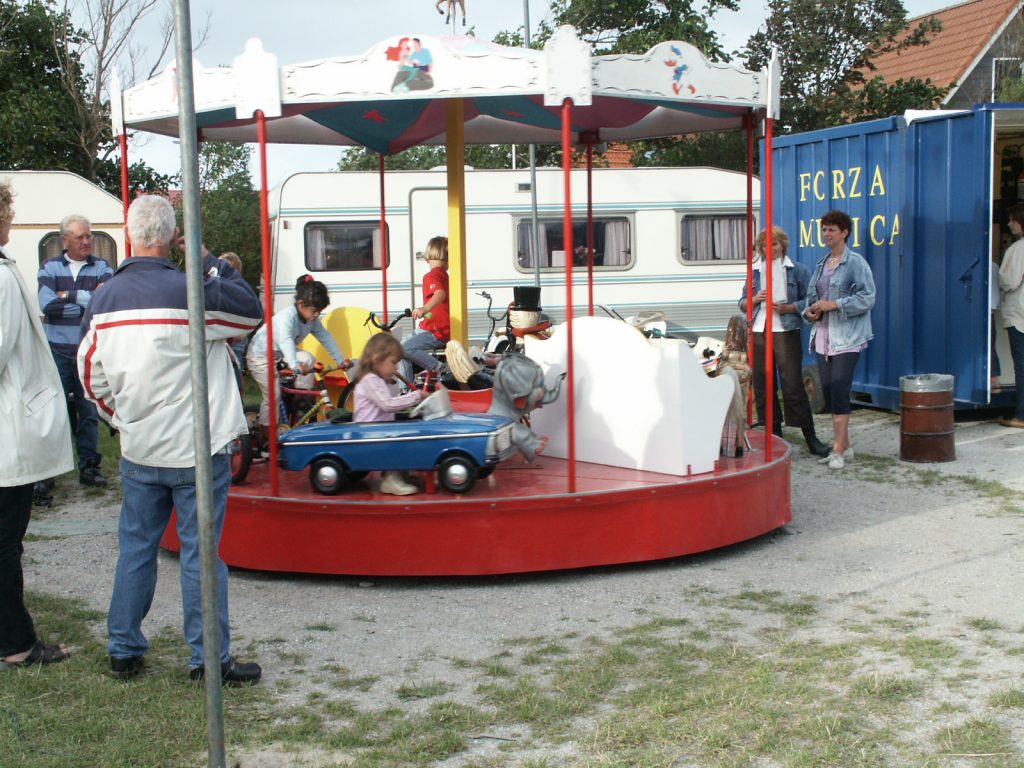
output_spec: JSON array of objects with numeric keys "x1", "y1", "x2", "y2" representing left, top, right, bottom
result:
[{"x1": 0, "y1": 180, "x2": 74, "y2": 667}]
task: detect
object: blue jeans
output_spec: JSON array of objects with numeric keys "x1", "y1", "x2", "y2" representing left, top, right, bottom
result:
[
  {"x1": 108, "y1": 454, "x2": 232, "y2": 668},
  {"x1": 1008, "y1": 326, "x2": 1024, "y2": 420},
  {"x1": 399, "y1": 328, "x2": 445, "y2": 383},
  {"x1": 51, "y1": 347, "x2": 101, "y2": 469}
]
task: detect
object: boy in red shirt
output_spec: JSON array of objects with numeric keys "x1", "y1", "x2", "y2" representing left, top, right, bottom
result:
[{"x1": 399, "y1": 235, "x2": 449, "y2": 384}]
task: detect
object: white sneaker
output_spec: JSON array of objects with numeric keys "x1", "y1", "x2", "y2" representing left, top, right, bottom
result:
[
  {"x1": 828, "y1": 452, "x2": 845, "y2": 469},
  {"x1": 380, "y1": 471, "x2": 418, "y2": 496},
  {"x1": 818, "y1": 447, "x2": 854, "y2": 464}
]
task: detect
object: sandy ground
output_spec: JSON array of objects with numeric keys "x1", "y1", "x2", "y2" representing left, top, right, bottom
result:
[{"x1": 22, "y1": 408, "x2": 1024, "y2": 763}]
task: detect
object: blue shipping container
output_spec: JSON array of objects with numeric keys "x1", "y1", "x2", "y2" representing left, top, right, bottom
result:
[{"x1": 766, "y1": 105, "x2": 1022, "y2": 411}]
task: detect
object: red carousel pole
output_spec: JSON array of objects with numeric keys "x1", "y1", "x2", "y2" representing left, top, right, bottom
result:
[
  {"x1": 256, "y1": 110, "x2": 279, "y2": 496},
  {"x1": 763, "y1": 115, "x2": 776, "y2": 462},
  {"x1": 118, "y1": 131, "x2": 132, "y2": 259},
  {"x1": 585, "y1": 136, "x2": 595, "y2": 316},
  {"x1": 379, "y1": 153, "x2": 389, "y2": 323},
  {"x1": 562, "y1": 99, "x2": 576, "y2": 492},
  {"x1": 745, "y1": 114, "x2": 754, "y2": 425}
]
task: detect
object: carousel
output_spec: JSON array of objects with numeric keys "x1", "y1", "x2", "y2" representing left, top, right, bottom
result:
[{"x1": 114, "y1": 27, "x2": 791, "y2": 576}]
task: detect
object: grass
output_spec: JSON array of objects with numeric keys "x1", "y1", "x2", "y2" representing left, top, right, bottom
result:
[
  {"x1": 5, "y1": 588, "x2": 1022, "y2": 766},
  {"x1": 835, "y1": 454, "x2": 1024, "y2": 515}
]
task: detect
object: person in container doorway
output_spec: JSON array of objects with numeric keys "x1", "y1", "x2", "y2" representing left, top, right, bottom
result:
[
  {"x1": 738, "y1": 226, "x2": 831, "y2": 457},
  {"x1": 246, "y1": 275, "x2": 353, "y2": 430},
  {"x1": 399, "y1": 236, "x2": 450, "y2": 385},
  {"x1": 799, "y1": 210, "x2": 876, "y2": 469},
  {"x1": 353, "y1": 334, "x2": 424, "y2": 496},
  {"x1": 998, "y1": 202, "x2": 1024, "y2": 428}
]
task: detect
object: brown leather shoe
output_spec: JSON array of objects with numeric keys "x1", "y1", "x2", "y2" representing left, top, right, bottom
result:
[{"x1": 998, "y1": 417, "x2": 1024, "y2": 429}]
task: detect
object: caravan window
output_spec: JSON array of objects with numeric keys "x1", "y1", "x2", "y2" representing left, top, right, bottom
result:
[
  {"x1": 38, "y1": 231, "x2": 118, "y2": 266},
  {"x1": 679, "y1": 214, "x2": 750, "y2": 263},
  {"x1": 514, "y1": 216, "x2": 632, "y2": 272},
  {"x1": 304, "y1": 221, "x2": 390, "y2": 271}
]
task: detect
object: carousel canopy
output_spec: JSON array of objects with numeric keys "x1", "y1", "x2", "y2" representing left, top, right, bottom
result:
[{"x1": 116, "y1": 26, "x2": 780, "y2": 154}]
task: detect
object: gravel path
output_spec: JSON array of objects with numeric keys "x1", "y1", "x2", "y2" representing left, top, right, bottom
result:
[{"x1": 23, "y1": 409, "x2": 1024, "y2": 763}]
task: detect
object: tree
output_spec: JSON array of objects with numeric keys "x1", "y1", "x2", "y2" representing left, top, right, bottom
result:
[
  {"x1": 547, "y1": 0, "x2": 738, "y2": 60},
  {"x1": 634, "y1": 133, "x2": 749, "y2": 173},
  {"x1": 744, "y1": 0, "x2": 947, "y2": 134},
  {"x1": 0, "y1": 0, "x2": 174, "y2": 193},
  {"x1": 0, "y1": 1, "x2": 91, "y2": 173},
  {"x1": 194, "y1": 142, "x2": 261, "y2": 287},
  {"x1": 336, "y1": 143, "x2": 562, "y2": 172},
  {"x1": 494, "y1": 0, "x2": 743, "y2": 170}
]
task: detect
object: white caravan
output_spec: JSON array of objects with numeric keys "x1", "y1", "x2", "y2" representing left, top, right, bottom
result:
[
  {"x1": 0, "y1": 170, "x2": 124, "y2": 315},
  {"x1": 269, "y1": 166, "x2": 759, "y2": 342}
]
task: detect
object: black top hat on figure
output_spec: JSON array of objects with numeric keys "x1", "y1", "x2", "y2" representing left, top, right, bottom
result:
[{"x1": 512, "y1": 285, "x2": 542, "y2": 312}]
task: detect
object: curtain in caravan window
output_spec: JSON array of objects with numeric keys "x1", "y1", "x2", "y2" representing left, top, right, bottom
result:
[
  {"x1": 517, "y1": 223, "x2": 532, "y2": 268},
  {"x1": 681, "y1": 217, "x2": 713, "y2": 261},
  {"x1": 372, "y1": 228, "x2": 382, "y2": 268},
  {"x1": 714, "y1": 217, "x2": 744, "y2": 261},
  {"x1": 602, "y1": 221, "x2": 630, "y2": 266},
  {"x1": 516, "y1": 222, "x2": 551, "y2": 268},
  {"x1": 306, "y1": 227, "x2": 327, "y2": 270},
  {"x1": 681, "y1": 216, "x2": 747, "y2": 262}
]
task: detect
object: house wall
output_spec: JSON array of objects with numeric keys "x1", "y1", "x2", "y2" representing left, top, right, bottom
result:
[{"x1": 947, "y1": 12, "x2": 1024, "y2": 107}]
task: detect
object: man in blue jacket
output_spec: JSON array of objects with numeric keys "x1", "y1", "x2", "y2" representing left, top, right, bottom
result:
[
  {"x1": 38, "y1": 215, "x2": 113, "y2": 487},
  {"x1": 79, "y1": 195, "x2": 263, "y2": 684}
]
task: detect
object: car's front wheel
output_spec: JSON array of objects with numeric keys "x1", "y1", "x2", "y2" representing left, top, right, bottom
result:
[
  {"x1": 309, "y1": 456, "x2": 348, "y2": 495},
  {"x1": 438, "y1": 455, "x2": 478, "y2": 494}
]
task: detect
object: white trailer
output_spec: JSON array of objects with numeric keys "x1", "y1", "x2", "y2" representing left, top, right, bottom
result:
[
  {"x1": 269, "y1": 166, "x2": 759, "y2": 342},
  {"x1": 0, "y1": 170, "x2": 124, "y2": 314}
]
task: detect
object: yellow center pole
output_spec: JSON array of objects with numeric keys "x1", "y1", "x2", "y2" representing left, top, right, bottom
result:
[{"x1": 445, "y1": 99, "x2": 468, "y2": 347}]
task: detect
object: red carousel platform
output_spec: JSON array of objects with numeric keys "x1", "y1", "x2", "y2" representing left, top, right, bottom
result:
[{"x1": 161, "y1": 431, "x2": 791, "y2": 576}]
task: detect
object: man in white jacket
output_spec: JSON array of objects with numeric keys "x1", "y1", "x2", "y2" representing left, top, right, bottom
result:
[
  {"x1": 79, "y1": 195, "x2": 263, "y2": 684},
  {"x1": 0, "y1": 179, "x2": 75, "y2": 668}
]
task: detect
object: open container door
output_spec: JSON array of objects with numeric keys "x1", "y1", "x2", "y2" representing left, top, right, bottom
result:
[{"x1": 907, "y1": 108, "x2": 993, "y2": 405}]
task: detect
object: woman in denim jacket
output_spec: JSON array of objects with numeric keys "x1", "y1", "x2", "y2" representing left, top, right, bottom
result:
[
  {"x1": 738, "y1": 226, "x2": 830, "y2": 456},
  {"x1": 799, "y1": 210, "x2": 875, "y2": 469}
]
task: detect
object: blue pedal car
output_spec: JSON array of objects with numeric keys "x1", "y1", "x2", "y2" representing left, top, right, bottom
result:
[{"x1": 278, "y1": 392, "x2": 517, "y2": 495}]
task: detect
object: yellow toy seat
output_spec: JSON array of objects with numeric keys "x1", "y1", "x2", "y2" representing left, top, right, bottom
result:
[{"x1": 301, "y1": 306, "x2": 376, "y2": 404}]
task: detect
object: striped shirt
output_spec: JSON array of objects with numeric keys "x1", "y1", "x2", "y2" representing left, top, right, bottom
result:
[{"x1": 38, "y1": 251, "x2": 113, "y2": 355}]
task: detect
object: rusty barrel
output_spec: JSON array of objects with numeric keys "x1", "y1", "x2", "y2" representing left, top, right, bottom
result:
[{"x1": 899, "y1": 374, "x2": 955, "y2": 462}]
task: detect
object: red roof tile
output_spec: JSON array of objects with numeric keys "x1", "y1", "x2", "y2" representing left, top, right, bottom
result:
[{"x1": 866, "y1": 0, "x2": 1019, "y2": 92}]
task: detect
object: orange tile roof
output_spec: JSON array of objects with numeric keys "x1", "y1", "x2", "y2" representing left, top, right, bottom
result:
[
  {"x1": 571, "y1": 141, "x2": 634, "y2": 168},
  {"x1": 866, "y1": 0, "x2": 1019, "y2": 94},
  {"x1": 603, "y1": 142, "x2": 634, "y2": 168}
]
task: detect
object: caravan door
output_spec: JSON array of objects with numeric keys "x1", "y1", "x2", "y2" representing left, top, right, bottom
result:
[{"x1": 406, "y1": 184, "x2": 447, "y2": 312}]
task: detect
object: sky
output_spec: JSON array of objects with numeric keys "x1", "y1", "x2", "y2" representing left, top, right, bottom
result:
[{"x1": 127, "y1": 0, "x2": 957, "y2": 185}]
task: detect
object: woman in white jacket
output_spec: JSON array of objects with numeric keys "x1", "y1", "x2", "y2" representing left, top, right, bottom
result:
[{"x1": 0, "y1": 180, "x2": 74, "y2": 667}]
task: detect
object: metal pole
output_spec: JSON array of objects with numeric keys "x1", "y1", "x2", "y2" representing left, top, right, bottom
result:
[
  {"x1": 524, "y1": 0, "x2": 541, "y2": 288},
  {"x1": 172, "y1": 1, "x2": 226, "y2": 764},
  {"x1": 561, "y1": 98, "x2": 576, "y2": 493}
]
